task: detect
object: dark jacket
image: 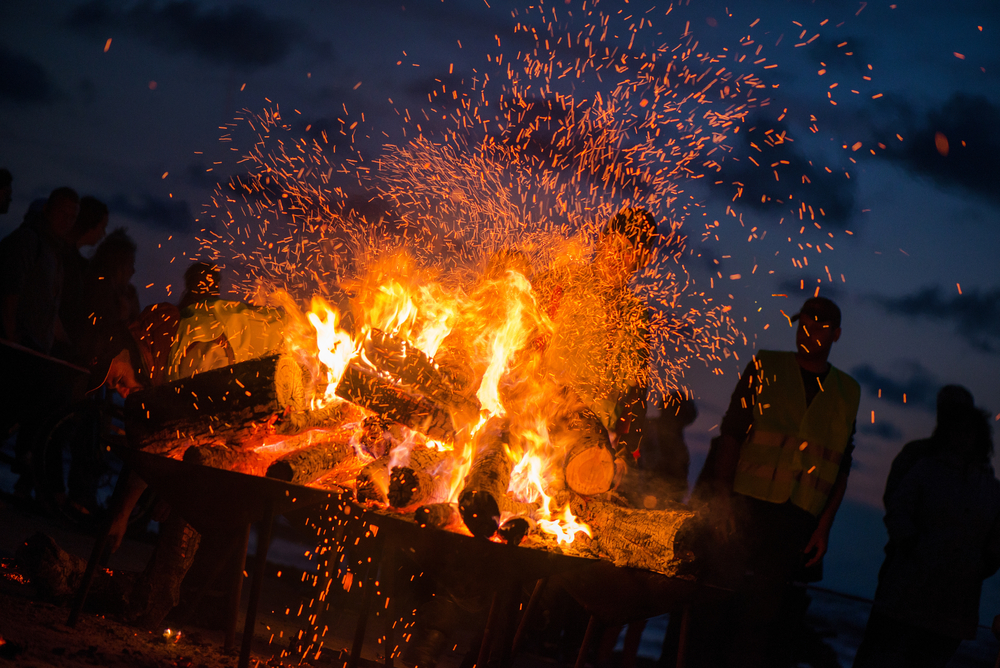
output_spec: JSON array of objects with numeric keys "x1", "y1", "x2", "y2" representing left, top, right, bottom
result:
[{"x1": 873, "y1": 452, "x2": 1000, "y2": 639}]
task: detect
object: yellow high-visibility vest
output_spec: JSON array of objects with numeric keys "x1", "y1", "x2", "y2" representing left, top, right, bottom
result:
[{"x1": 732, "y1": 350, "x2": 860, "y2": 517}]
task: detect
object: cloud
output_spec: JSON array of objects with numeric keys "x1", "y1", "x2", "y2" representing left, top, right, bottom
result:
[
  {"x1": 67, "y1": 1, "x2": 301, "y2": 70},
  {"x1": 877, "y1": 285, "x2": 1000, "y2": 354},
  {"x1": 876, "y1": 94, "x2": 1000, "y2": 206},
  {"x1": 850, "y1": 361, "x2": 939, "y2": 409},
  {"x1": 711, "y1": 121, "x2": 856, "y2": 227},
  {"x1": 108, "y1": 194, "x2": 194, "y2": 232},
  {"x1": 0, "y1": 46, "x2": 55, "y2": 104},
  {"x1": 860, "y1": 420, "x2": 904, "y2": 441}
]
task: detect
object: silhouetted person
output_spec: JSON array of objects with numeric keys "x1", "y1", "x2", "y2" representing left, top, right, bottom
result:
[
  {"x1": 59, "y1": 196, "x2": 109, "y2": 361},
  {"x1": 0, "y1": 187, "x2": 78, "y2": 352},
  {"x1": 637, "y1": 392, "x2": 696, "y2": 506},
  {"x1": 0, "y1": 168, "x2": 12, "y2": 215},
  {"x1": 884, "y1": 384, "x2": 975, "y2": 506},
  {"x1": 854, "y1": 404, "x2": 1000, "y2": 668},
  {"x1": 177, "y1": 261, "x2": 221, "y2": 310},
  {"x1": 0, "y1": 188, "x2": 80, "y2": 498},
  {"x1": 65, "y1": 228, "x2": 140, "y2": 374},
  {"x1": 687, "y1": 296, "x2": 860, "y2": 668}
]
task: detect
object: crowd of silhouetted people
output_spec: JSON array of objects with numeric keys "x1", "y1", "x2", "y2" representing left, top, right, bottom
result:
[
  {"x1": 0, "y1": 170, "x2": 230, "y2": 513},
  {"x1": 0, "y1": 174, "x2": 131, "y2": 507}
]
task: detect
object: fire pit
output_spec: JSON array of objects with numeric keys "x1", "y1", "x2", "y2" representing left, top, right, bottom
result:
[{"x1": 70, "y1": 244, "x2": 708, "y2": 667}]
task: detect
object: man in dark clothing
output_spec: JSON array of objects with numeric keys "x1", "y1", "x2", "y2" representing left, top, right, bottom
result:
[
  {"x1": 883, "y1": 384, "x2": 974, "y2": 506},
  {"x1": 689, "y1": 296, "x2": 860, "y2": 668},
  {"x1": 0, "y1": 187, "x2": 80, "y2": 498},
  {"x1": 59, "y1": 196, "x2": 109, "y2": 356},
  {"x1": 855, "y1": 404, "x2": 1000, "y2": 668},
  {"x1": 0, "y1": 187, "x2": 78, "y2": 352}
]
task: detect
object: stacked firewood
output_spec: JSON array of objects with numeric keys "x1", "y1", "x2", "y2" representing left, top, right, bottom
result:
[{"x1": 126, "y1": 330, "x2": 700, "y2": 578}]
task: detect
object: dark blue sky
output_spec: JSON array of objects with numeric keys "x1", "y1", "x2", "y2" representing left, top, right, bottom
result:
[{"x1": 2, "y1": 0, "x2": 998, "y2": 605}]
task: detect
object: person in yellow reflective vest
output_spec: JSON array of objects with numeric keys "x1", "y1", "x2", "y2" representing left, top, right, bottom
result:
[{"x1": 690, "y1": 296, "x2": 860, "y2": 668}]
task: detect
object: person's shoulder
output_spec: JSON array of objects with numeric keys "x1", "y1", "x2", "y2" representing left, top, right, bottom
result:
[
  {"x1": 895, "y1": 438, "x2": 933, "y2": 460},
  {"x1": 0, "y1": 222, "x2": 39, "y2": 262},
  {"x1": 0, "y1": 221, "x2": 37, "y2": 245},
  {"x1": 752, "y1": 349, "x2": 796, "y2": 372},
  {"x1": 753, "y1": 349, "x2": 787, "y2": 363},
  {"x1": 828, "y1": 361, "x2": 861, "y2": 398}
]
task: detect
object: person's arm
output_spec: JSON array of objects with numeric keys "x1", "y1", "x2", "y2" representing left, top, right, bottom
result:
[{"x1": 803, "y1": 423, "x2": 857, "y2": 566}]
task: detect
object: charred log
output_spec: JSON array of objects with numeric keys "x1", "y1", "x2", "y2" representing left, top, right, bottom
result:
[
  {"x1": 359, "y1": 415, "x2": 391, "y2": 459},
  {"x1": 182, "y1": 444, "x2": 272, "y2": 477},
  {"x1": 364, "y1": 329, "x2": 480, "y2": 426},
  {"x1": 335, "y1": 364, "x2": 458, "y2": 442},
  {"x1": 355, "y1": 455, "x2": 390, "y2": 505},
  {"x1": 388, "y1": 446, "x2": 451, "y2": 508},
  {"x1": 126, "y1": 355, "x2": 361, "y2": 458},
  {"x1": 415, "y1": 503, "x2": 458, "y2": 530},
  {"x1": 498, "y1": 517, "x2": 532, "y2": 547},
  {"x1": 266, "y1": 436, "x2": 356, "y2": 485},
  {"x1": 126, "y1": 355, "x2": 283, "y2": 449},
  {"x1": 458, "y1": 419, "x2": 514, "y2": 539}
]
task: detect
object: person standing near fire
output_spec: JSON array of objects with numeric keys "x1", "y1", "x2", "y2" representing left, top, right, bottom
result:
[{"x1": 688, "y1": 296, "x2": 860, "y2": 668}]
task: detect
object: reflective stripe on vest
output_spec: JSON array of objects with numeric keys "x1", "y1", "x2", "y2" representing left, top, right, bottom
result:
[{"x1": 732, "y1": 350, "x2": 860, "y2": 517}]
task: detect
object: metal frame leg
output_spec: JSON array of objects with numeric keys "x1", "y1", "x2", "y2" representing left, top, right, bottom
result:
[
  {"x1": 574, "y1": 615, "x2": 599, "y2": 668},
  {"x1": 349, "y1": 531, "x2": 386, "y2": 668},
  {"x1": 224, "y1": 523, "x2": 251, "y2": 653},
  {"x1": 239, "y1": 499, "x2": 275, "y2": 668}
]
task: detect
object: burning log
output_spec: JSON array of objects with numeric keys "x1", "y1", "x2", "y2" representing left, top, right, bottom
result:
[
  {"x1": 127, "y1": 355, "x2": 285, "y2": 452},
  {"x1": 358, "y1": 415, "x2": 391, "y2": 459},
  {"x1": 364, "y1": 329, "x2": 480, "y2": 424},
  {"x1": 415, "y1": 502, "x2": 458, "y2": 530},
  {"x1": 355, "y1": 455, "x2": 390, "y2": 505},
  {"x1": 388, "y1": 446, "x2": 452, "y2": 508},
  {"x1": 555, "y1": 411, "x2": 619, "y2": 496},
  {"x1": 458, "y1": 421, "x2": 512, "y2": 538},
  {"x1": 273, "y1": 355, "x2": 348, "y2": 432},
  {"x1": 572, "y1": 498, "x2": 699, "y2": 577},
  {"x1": 457, "y1": 419, "x2": 537, "y2": 538},
  {"x1": 182, "y1": 444, "x2": 272, "y2": 477},
  {"x1": 127, "y1": 355, "x2": 361, "y2": 459},
  {"x1": 335, "y1": 363, "x2": 459, "y2": 442},
  {"x1": 497, "y1": 517, "x2": 533, "y2": 547},
  {"x1": 265, "y1": 434, "x2": 357, "y2": 485}
]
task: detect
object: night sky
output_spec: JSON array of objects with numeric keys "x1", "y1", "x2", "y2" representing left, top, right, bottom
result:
[{"x1": 2, "y1": 0, "x2": 999, "y2": 610}]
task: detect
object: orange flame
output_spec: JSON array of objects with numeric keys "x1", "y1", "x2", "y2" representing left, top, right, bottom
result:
[
  {"x1": 475, "y1": 270, "x2": 540, "y2": 417},
  {"x1": 537, "y1": 504, "x2": 592, "y2": 545},
  {"x1": 306, "y1": 296, "x2": 357, "y2": 408}
]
